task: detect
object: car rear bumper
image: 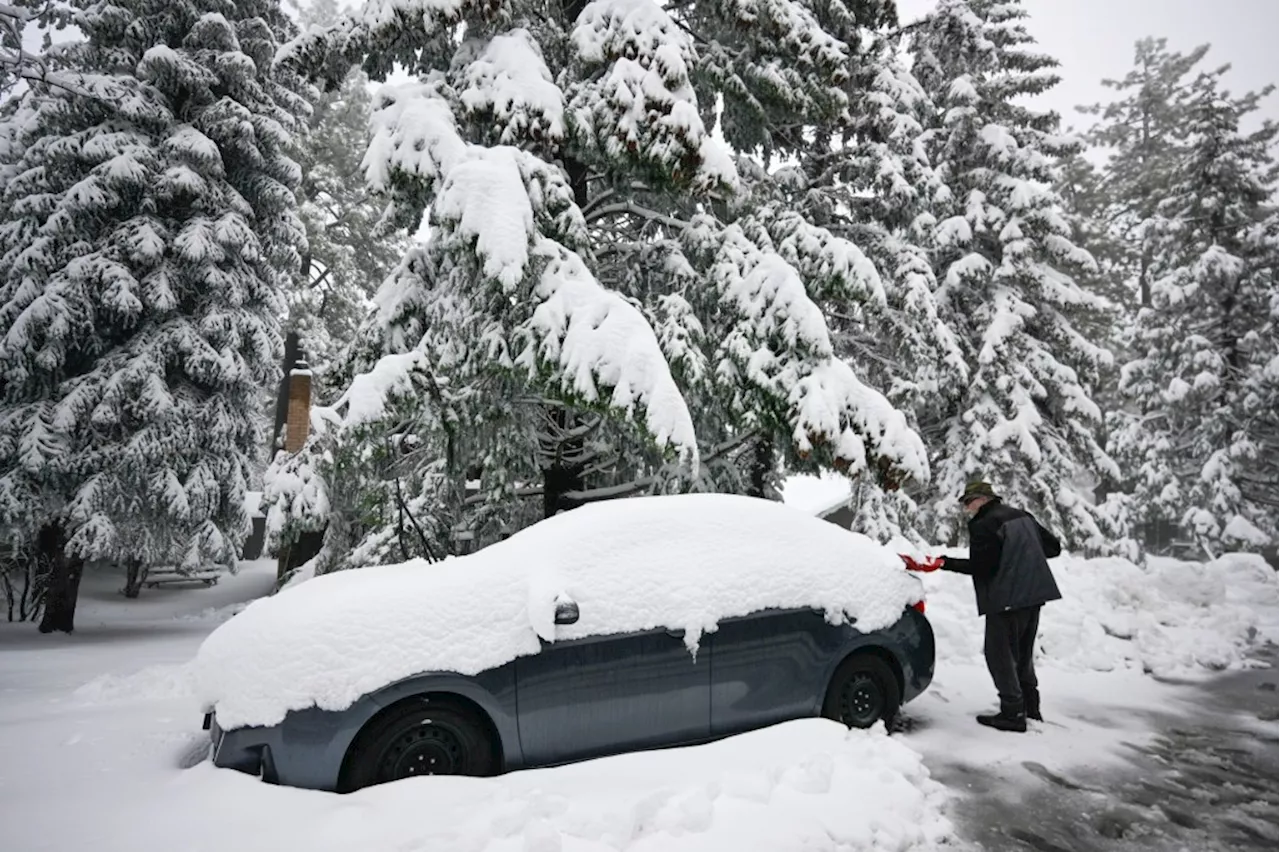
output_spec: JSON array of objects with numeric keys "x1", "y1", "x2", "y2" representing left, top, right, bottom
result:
[{"x1": 899, "y1": 608, "x2": 936, "y2": 704}]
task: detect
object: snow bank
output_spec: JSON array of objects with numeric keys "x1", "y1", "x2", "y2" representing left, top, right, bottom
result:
[
  {"x1": 918, "y1": 549, "x2": 1278, "y2": 677},
  {"x1": 74, "y1": 661, "x2": 197, "y2": 704},
  {"x1": 332, "y1": 720, "x2": 951, "y2": 852},
  {"x1": 197, "y1": 494, "x2": 923, "y2": 729}
]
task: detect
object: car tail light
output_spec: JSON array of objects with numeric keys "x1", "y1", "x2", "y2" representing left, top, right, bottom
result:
[{"x1": 911, "y1": 600, "x2": 926, "y2": 614}]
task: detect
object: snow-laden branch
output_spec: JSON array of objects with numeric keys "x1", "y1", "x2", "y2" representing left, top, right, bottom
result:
[
  {"x1": 586, "y1": 200, "x2": 690, "y2": 229},
  {"x1": 684, "y1": 215, "x2": 930, "y2": 485},
  {"x1": 568, "y1": 0, "x2": 737, "y2": 194},
  {"x1": 517, "y1": 239, "x2": 700, "y2": 470}
]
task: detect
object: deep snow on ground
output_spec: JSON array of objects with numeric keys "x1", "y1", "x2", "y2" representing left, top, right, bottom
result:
[
  {"x1": 894, "y1": 545, "x2": 1278, "y2": 790},
  {"x1": 1, "y1": 539, "x2": 1277, "y2": 852}
]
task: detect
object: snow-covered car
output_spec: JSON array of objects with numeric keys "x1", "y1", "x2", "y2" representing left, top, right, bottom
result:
[{"x1": 196, "y1": 493, "x2": 934, "y2": 792}]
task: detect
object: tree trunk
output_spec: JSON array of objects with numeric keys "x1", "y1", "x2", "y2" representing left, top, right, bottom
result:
[
  {"x1": 538, "y1": 106, "x2": 593, "y2": 520},
  {"x1": 121, "y1": 559, "x2": 144, "y2": 599},
  {"x1": 747, "y1": 436, "x2": 774, "y2": 498},
  {"x1": 541, "y1": 406, "x2": 586, "y2": 518},
  {"x1": 37, "y1": 525, "x2": 84, "y2": 634}
]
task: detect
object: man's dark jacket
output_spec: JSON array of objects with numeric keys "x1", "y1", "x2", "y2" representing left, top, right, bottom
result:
[{"x1": 943, "y1": 498, "x2": 1063, "y2": 616}]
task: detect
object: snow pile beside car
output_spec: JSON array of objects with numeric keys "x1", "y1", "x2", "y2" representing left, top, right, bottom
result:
[
  {"x1": 919, "y1": 549, "x2": 1278, "y2": 677},
  {"x1": 196, "y1": 493, "x2": 924, "y2": 729},
  {"x1": 276, "y1": 720, "x2": 947, "y2": 852}
]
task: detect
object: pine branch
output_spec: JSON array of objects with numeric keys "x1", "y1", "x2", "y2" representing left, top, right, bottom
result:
[
  {"x1": 562, "y1": 429, "x2": 762, "y2": 505},
  {"x1": 462, "y1": 485, "x2": 543, "y2": 506},
  {"x1": 386, "y1": 435, "x2": 438, "y2": 562},
  {"x1": 581, "y1": 187, "x2": 619, "y2": 216},
  {"x1": 587, "y1": 201, "x2": 690, "y2": 229}
]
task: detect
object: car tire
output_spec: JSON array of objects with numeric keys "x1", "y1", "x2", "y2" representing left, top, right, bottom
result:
[
  {"x1": 822, "y1": 653, "x2": 902, "y2": 730},
  {"x1": 341, "y1": 698, "x2": 497, "y2": 792}
]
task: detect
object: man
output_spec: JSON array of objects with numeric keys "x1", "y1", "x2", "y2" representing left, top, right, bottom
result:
[{"x1": 903, "y1": 480, "x2": 1062, "y2": 733}]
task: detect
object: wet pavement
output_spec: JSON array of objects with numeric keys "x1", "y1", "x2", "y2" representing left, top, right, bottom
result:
[{"x1": 931, "y1": 648, "x2": 1279, "y2": 852}]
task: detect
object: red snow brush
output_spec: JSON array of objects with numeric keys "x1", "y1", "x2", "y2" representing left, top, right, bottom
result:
[
  {"x1": 897, "y1": 555, "x2": 937, "y2": 614},
  {"x1": 898, "y1": 554, "x2": 943, "y2": 573}
]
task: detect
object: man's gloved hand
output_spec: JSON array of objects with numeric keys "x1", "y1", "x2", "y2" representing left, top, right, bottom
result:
[{"x1": 899, "y1": 554, "x2": 944, "y2": 572}]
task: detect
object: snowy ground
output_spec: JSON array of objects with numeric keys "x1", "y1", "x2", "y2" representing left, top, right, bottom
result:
[{"x1": 0, "y1": 545, "x2": 1276, "y2": 852}]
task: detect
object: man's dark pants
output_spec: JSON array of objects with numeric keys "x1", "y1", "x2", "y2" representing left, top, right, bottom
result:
[{"x1": 983, "y1": 605, "x2": 1041, "y2": 716}]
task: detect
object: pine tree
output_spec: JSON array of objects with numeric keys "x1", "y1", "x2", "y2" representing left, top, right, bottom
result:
[
  {"x1": 1078, "y1": 37, "x2": 1209, "y2": 309},
  {"x1": 0, "y1": 0, "x2": 307, "y2": 631},
  {"x1": 910, "y1": 0, "x2": 1118, "y2": 551},
  {"x1": 1058, "y1": 39, "x2": 1218, "y2": 552},
  {"x1": 272, "y1": 0, "x2": 934, "y2": 566},
  {"x1": 1239, "y1": 200, "x2": 1280, "y2": 532},
  {"x1": 754, "y1": 18, "x2": 968, "y2": 542},
  {"x1": 1055, "y1": 153, "x2": 1129, "y2": 315},
  {"x1": 288, "y1": 0, "x2": 408, "y2": 384},
  {"x1": 1112, "y1": 72, "x2": 1279, "y2": 555}
]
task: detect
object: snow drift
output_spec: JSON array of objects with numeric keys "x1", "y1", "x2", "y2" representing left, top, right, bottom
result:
[
  {"x1": 196, "y1": 493, "x2": 924, "y2": 729},
  {"x1": 918, "y1": 549, "x2": 1278, "y2": 677}
]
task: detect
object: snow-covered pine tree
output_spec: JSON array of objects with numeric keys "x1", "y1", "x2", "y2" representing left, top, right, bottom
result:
[
  {"x1": 910, "y1": 0, "x2": 1119, "y2": 551},
  {"x1": 287, "y1": 0, "x2": 408, "y2": 385},
  {"x1": 1112, "y1": 71, "x2": 1279, "y2": 556},
  {"x1": 1054, "y1": 41, "x2": 1220, "y2": 550},
  {"x1": 0, "y1": 0, "x2": 307, "y2": 631},
  {"x1": 743, "y1": 13, "x2": 968, "y2": 542},
  {"x1": 1052, "y1": 150, "x2": 1134, "y2": 551},
  {"x1": 1244, "y1": 197, "x2": 1280, "y2": 534},
  {"x1": 1055, "y1": 153, "x2": 1129, "y2": 319},
  {"x1": 274, "y1": 0, "x2": 932, "y2": 565},
  {"x1": 1077, "y1": 37, "x2": 1209, "y2": 309}
]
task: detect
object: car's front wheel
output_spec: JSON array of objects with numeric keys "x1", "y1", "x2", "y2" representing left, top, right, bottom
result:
[
  {"x1": 341, "y1": 698, "x2": 497, "y2": 792},
  {"x1": 822, "y1": 654, "x2": 902, "y2": 729}
]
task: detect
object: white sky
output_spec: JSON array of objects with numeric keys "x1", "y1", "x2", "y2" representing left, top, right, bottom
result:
[{"x1": 895, "y1": 0, "x2": 1280, "y2": 133}]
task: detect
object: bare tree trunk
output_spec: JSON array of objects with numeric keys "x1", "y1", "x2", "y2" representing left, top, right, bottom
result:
[
  {"x1": 2, "y1": 569, "x2": 13, "y2": 622},
  {"x1": 121, "y1": 559, "x2": 144, "y2": 599},
  {"x1": 37, "y1": 525, "x2": 84, "y2": 634},
  {"x1": 747, "y1": 436, "x2": 774, "y2": 498}
]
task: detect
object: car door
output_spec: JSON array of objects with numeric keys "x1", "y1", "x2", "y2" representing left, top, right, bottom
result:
[
  {"x1": 514, "y1": 625, "x2": 710, "y2": 767},
  {"x1": 707, "y1": 607, "x2": 851, "y2": 736}
]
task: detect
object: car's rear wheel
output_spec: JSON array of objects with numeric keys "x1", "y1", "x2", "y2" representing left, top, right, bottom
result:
[
  {"x1": 341, "y1": 698, "x2": 497, "y2": 792},
  {"x1": 822, "y1": 653, "x2": 902, "y2": 729}
]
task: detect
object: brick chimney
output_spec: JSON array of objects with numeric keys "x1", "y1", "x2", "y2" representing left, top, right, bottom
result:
[{"x1": 284, "y1": 360, "x2": 312, "y2": 453}]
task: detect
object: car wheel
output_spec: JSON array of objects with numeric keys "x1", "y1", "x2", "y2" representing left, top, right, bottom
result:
[
  {"x1": 342, "y1": 699, "x2": 497, "y2": 792},
  {"x1": 822, "y1": 654, "x2": 902, "y2": 729}
]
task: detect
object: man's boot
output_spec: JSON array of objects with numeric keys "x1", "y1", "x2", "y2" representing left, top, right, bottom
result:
[
  {"x1": 1023, "y1": 687, "x2": 1042, "y2": 722},
  {"x1": 976, "y1": 702, "x2": 1027, "y2": 733}
]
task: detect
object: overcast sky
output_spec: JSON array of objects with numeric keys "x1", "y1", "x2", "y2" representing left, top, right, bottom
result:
[{"x1": 895, "y1": 0, "x2": 1280, "y2": 133}]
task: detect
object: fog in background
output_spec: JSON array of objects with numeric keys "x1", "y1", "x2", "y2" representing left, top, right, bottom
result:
[{"x1": 895, "y1": 0, "x2": 1280, "y2": 134}]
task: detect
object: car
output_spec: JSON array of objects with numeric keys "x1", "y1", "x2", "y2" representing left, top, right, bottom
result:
[{"x1": 198, "y1": 493, "x2": 934, "y2": 792}]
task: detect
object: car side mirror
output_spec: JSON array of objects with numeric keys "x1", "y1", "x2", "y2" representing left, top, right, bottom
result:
[{"x1": 553, "y1": 598, "x2": 579, "y2": 625}]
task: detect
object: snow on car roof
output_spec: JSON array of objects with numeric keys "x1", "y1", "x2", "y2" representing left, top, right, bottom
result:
[{"x1": 196, "y1": 493, "x2": 923, "y2": 729}]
